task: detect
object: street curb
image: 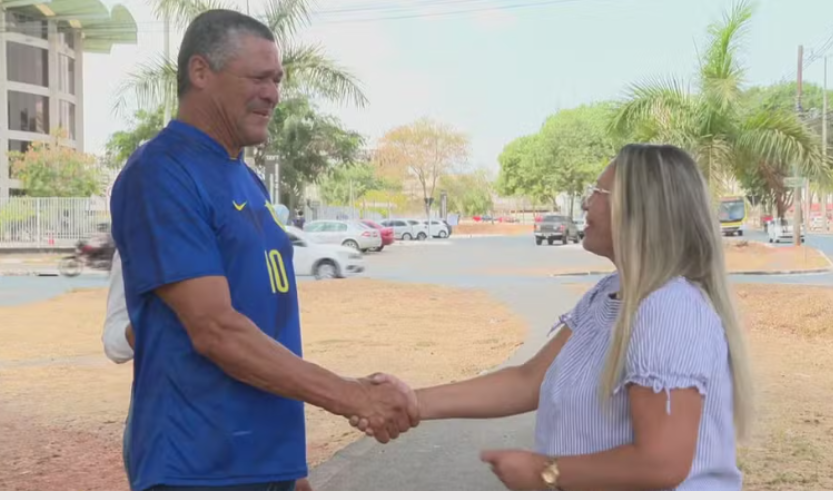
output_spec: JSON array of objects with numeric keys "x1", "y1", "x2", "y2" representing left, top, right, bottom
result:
[{"x1": 550, "y1": 267, "x2": 833, "y2": 278}]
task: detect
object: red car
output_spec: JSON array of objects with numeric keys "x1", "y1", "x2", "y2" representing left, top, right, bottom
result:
[{"x1": 361, "y1": 219, "x2": 395, "y2": 250}]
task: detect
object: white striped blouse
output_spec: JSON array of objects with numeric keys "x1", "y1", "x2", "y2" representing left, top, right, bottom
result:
[{"x1": 534, "y1": 273, "x2": 741, "y2": 490}]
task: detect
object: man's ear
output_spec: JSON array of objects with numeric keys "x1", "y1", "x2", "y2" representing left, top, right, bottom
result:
[{"x1": 187, "y1": 54, "x2": 213, "y2": 92}]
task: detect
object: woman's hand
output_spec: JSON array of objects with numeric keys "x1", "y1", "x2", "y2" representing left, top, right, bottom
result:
[
  {"x1": 480, "y1": 449, "x2": 551, "y2": 491},
  {"x1": 349, "y1": 373, "x2": 419, "y2": 438},
  {"x1": 294, "y1": 478, "x2": 312, "y2": 491}
]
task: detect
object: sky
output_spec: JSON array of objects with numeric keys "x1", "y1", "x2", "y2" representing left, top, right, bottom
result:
[{"x1": 83, "y1": 0, "x2": 833, "y2": 172}]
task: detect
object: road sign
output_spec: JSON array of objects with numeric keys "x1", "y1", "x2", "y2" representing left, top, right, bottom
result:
[{"x1": 784, "y1": 177, "x2": 805, "y2": 189}]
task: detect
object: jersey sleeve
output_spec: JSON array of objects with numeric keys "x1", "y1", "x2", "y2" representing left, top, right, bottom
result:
[
  {"x1": 111, "y1": 156, "x2": 225, "y2": 296},
  {"x1": 614, "y1": 281, "x2": 721, "y2": 413}
]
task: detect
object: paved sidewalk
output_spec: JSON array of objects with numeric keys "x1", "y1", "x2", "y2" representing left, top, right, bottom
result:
[{"x1": 309, "y1": 279, "x2": 581, "y2": 490}]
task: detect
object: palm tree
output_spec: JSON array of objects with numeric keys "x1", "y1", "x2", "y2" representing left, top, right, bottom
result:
[
  {"x1": 609, "y1": 0, "x2": 831, "y2": 218},
  {"x1": 112, "y1": 0, "x2": 368, "y2": 115}
]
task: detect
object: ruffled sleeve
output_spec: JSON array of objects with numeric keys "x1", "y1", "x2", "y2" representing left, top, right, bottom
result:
[{"x1": 613, "y1": 279, "x2": 722, "y2": 414}]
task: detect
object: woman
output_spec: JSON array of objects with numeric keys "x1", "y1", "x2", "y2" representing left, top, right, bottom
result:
[{"x1": 354, "y1": 144, "x2": 754, "y2": 491}]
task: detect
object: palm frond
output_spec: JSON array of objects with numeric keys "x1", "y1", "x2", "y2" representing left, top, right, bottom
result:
[
  {"x1": 261, "y1": 0, "x2": 315, "y2": 48},
  {"x1": 152, "y1": 0, "x2": 233, "y2": 30},
  {"x1": 609, "y1": 76, "x2": 699, "y2": 142},
  {"x1": 699, "y1": 0, "x2": 754, "y2": 112},
  {"x1": 737, "y1": 109, "x2": 831, "y2": 184},
  {"x1": 281, "y1": 43, "x2": 368, "y2": 108},
  {"x1": 111, "y1": 55, "x2": 178, "y2": 119}
]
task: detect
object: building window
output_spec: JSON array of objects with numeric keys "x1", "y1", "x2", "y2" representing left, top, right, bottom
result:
[
  {"x1": 59, "y1": 101, "x2": 76, "y2": 140},
  {"x1": 6, "y1": 41, "x2": 49, "y2": 88},
  {"x1": 8, "y1": 91, "x2": 50, "y2": 134},
  {"x1": 59, "y1": 55, "x2": 75, "y2": 95},
  {"x1": 58, "y1": 27, "x2": 76, "y2": 50},
  {"x1": 6, "y1": 12, "x2": 48, "y2": 40},
  {"x1": 9, "y1": 140, "x2": 33, "y2": 154}
]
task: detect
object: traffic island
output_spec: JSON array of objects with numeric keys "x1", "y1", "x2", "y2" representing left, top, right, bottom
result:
[
  {"x1": 0, "y1": 278, "x2": 526, "y2": 491},
  {"x1": 546, "y1": 240, "x2": 832, "y2": 277}
]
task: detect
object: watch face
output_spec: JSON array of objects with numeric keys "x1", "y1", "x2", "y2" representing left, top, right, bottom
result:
[{"x1": 542, "y1": 469, "x2": 557, "y2": 484}]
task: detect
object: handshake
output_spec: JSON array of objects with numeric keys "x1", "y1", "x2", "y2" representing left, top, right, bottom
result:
[{"x1": 345, "y1": 373, "x2": 419, "y2": 444}]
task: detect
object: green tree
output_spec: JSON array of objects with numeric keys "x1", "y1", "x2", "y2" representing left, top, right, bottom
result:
[
  {"x1": 538, "y1": 103, "x2": 617, "y2": 216},
  {"x1": 496, "y1": 135, "x2": 559, "y2": 209},
  {"x1": 113, "y1": 0, "x2": 367, "y2": 115},
  {"x1": 104, "y1": 106, "x2": 168, "y2": 169},
  {"x1": 439, "y1": 169, "x2": 494, "y2": 216},
  {"x1": 610, "y1": 0, "x2": 830, "y2": 218},
  {"x1": 259, "y1": 96, "x2": 363, "y2": 209},
  {"x1": 8, "y1": 130, "x2": 102, "y2": 197},
  {"x1": 318, "y1": 162, "x2": 391, "y2": 206}
]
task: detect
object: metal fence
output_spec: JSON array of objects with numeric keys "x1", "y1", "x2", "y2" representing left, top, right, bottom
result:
[{"x1": 0, "y1": 197, "x2": 110, "y2": 249}]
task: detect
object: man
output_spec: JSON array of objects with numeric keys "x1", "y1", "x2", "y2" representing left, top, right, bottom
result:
[
  {"x1": 110, "y1": 10, "x2": 416, "y2": 491},
  {"x1": 102, "y1": 230, "x2": 313, "y2": 491}
]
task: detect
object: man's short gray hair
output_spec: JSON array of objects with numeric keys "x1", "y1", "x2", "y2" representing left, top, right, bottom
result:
[{"x1": 177, "y1": 9, "x2": 275, "y2": 98}]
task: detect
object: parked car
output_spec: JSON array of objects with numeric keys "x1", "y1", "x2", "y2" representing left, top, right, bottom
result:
[
  {"x1": 534, "y1": 213, "x2": 581, "y2": 246},
  {"x1": 420, "y1": 219, "x2": 451, "y2": 238},
  {"x1": 302, "y1": 219, "x2": 382, "y2": 252},
  {"x1": 380, "y1": 219, "x2": 428, "y2": 240},
  {"x1": 361, "y1": 219, "x2": 395, "y2": 250},
  {"x1": 767, "y1": 219, "x2": 805, "y2": 244},
  {"x1": 285, "y1": 226, "x2": 364, "y2": 279}
]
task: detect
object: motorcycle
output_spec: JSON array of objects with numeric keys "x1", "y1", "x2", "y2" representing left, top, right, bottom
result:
[{"x1": 58, "y1": 238, "x2": 115, "y2": 277}]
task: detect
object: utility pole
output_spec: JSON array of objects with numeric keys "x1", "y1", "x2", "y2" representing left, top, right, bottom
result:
[
  {"x1": 819, "y1": 54, "x2": 827, "y2": 232},
  {"x1": 794, "y1": 45, "x2": 804, "y2": 246}
]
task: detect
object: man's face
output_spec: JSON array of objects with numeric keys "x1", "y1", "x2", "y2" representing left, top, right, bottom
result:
[{"x1": 208, "y1": 35, "x2": 283, "y2": 147}]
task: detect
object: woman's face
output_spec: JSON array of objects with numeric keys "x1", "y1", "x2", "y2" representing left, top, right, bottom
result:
[{"x1": 581, "y1": 162, "x2": 615, "y2": 260}]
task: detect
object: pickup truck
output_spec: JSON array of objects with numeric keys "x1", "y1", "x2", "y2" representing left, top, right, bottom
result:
[{"x1": 534, "y1": 214, "x2": 580, "y2": 246}]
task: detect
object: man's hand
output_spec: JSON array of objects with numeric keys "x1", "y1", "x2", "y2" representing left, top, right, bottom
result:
[
  {"x1": 480, "y1": 449, "x2": 551, "y2": 491},
  {"x1": 348, "y1": 373, "x2": 419, "y2": 443},
  {"x1": 294, "y1": 478, "x2": 312, "y2": 491}
]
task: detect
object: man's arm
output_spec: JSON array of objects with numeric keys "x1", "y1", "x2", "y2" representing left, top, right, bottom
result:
[
  {"x1": 112, "y1": 158, "x2": 415, "y2": 442},
  {"x1": 102, "y1": 250, "x2": 134, "y2": 363},
  {"x1": 156, "y1": 276, "x2": 416, "y2": 442}
]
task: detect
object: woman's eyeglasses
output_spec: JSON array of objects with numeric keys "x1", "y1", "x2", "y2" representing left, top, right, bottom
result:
[{"x1": 581, "y1": 185, "x2": 611, "y2": 207}]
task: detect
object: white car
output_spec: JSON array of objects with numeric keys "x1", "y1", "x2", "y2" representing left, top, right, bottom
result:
[
  {"x1": 767, "y1": 219, "x2": 805, "y2": 244},
  {"x1": 285, "y1": 226, "x2": 365, "y2": 279},
  {"x1": 302, "y1": 219, "x2": 382, "y2": 252},
  {"x1": 420, "y1": 219, "x2": 450, "y2": 238}
]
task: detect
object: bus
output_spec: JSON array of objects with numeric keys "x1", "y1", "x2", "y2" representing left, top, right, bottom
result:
[{"x1": 718, "y1": 196, "x2": 747, "y2": 236}]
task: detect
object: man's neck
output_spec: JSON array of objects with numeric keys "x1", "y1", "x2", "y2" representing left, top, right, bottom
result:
[{"x1": 177, "y1": 100, "x2": 241, "y2": 158}]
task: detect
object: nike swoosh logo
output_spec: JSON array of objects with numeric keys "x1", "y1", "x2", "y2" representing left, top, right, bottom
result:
[{"x1": 233, "y1": 201, "x2": 247, "y2": 211}]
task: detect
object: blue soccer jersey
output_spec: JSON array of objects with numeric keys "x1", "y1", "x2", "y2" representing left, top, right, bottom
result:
[{"x1": 110, "y1": 120, "x2": 306, "y2": 490}]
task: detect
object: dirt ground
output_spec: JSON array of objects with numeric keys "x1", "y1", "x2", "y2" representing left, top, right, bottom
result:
[
  {"x1": 0, "y1": 279, "x2": 526, "y2": 491},
  {"x1": 563, "y1": 282, "x2": 833, "y2": 490}
]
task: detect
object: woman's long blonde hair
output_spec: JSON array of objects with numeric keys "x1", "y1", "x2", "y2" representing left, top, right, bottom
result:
[{"x1": 601, "y1": 144, "x2": 754, "y2": 441}]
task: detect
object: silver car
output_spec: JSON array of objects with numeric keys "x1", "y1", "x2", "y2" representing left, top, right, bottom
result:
[{"x1": 302, "y1": 219, "x2": 382, "y2": 252}]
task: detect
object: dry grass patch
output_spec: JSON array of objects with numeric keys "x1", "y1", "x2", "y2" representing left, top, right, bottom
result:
[{"x1": 0, "y1": 279, "x2": 526, "y2": 490}]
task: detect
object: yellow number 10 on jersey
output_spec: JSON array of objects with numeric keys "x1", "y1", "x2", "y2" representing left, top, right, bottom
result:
[{"x1": 265, "y1": 249, "x2": 290, "y2": 294}]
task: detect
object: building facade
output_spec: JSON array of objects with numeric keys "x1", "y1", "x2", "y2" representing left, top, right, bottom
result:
[{"x1": 0, "y1": 0, "x2": 137, "y2": 197}]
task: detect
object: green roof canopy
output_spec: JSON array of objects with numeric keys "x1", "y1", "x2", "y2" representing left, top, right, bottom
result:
[{"x1": 1, "y1": 0, "x2": 138, "y2": 54}]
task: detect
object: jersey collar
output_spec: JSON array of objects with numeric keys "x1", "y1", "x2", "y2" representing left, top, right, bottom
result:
[{"x1": 166, "y1": 119, "x2": 244, "y2": 161}]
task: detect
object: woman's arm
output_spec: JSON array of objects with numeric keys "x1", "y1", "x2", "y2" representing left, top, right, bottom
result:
[
  {"x1": 557, "y1": 385, "x2": 702, "y2": 490},
  {"x1": 483, "y1": 385, "x2": 703, "y2": 491},
  {"x1": 415, "y1": 325, "x2": 573, "y2": 420}
]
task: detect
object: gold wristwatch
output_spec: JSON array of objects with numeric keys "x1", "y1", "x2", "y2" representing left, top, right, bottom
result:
[{"x1": 541, "y1": 458, "x2": 561, "y2": 491}]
